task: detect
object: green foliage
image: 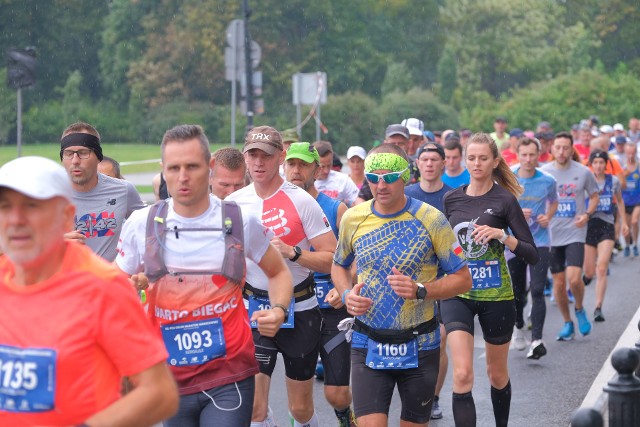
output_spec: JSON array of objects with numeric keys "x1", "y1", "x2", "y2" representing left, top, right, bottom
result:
[
  {"x1": 378, "y1": 89, "x2": 460, "y2": 133},
  {"x1": 436, "y1": 47, "x2": 457, "y2": 104},
  {"x1": 462, "y1": 69, "x2": 640, "y2": 132},
  {"x1": 60, "y1": 71, "x2": 83, "y2": 125},
  {"x1": 381, "y1": 62, "x2": 414, "y2": 97},
  {"x1": 319, "y1": 91, "x2": 379, "y2": 153}
]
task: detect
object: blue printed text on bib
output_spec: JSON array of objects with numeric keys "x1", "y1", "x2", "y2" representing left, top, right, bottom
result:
[
  {"x1": 556, "y1": 199, "x2": 576, "y2": 217},
  {"x1": 248, "y1": 296, "x2": 295, "y2": 329},
  {"x1": 0, "y1": 345, "x2": 56, "y2": 413},
  {"x1": 315, "y1": 279, "x2": 334, "y2": 309},
  {"x1": 365, "y1": 338, "x2": 418, "y2": 370},
  {"x1": 162, "y1": 319, "x2": 226, "y2": 367},
  {"x1": 468, "y1": 259, "x2": 502, "y2": 290}
]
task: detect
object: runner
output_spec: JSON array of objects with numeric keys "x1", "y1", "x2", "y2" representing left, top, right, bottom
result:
[
  {"x1": 347, "y1": 146, "x2": 367, "y2": 190},
  {"x1": 332, "y1": 143, "x2": 472, "y2": 426},
  {"x1": 404, "y1": 141, "x2": 453, "y2": 420},
  {"x1": 509, "y1": 137, "x2": 558, "y2": 359},
  {"x1": 442, "y1": 133, "x2": 538, "y2": 427},
  {"x1": 60, "y1": 121, "x2": 144, "y2": 261},
  {"x1": 442, "y1": 139, "x2": 470, "y2": 188},
  {"x1": 622, "y1": 141, "x2": 640, "y2": 257},
  {"x1": 583, "y1": 150, "x2": 629, "y2": 321},
  {"x1": 283, "y1": 142, "x2": 355, "y2": 426},
  {"x1": 541, "y1": 132, "x2": 599, "y2": 341},
  {"x1": 210, "y1": 147, "x2": 247, "y2": 200},
  {"x1": 0, "y1": 156, "x2": 178, "y2": 427},
  {"x1": 313, "y1": 140, "x2": 359, "y2": 206},
  {"x1": 227, "y1": 126, "x2": 337, "y2": 427},
  {"x1": 116, "y1": 125, "x2": 293, "y2": 427}
]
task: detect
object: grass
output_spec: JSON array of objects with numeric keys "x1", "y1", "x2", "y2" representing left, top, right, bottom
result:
[{"x1": 0, "y1": 142, "x2": 229, "y2": 193}]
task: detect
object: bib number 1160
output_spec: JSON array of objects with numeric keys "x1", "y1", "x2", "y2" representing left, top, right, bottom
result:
[{"x1": 376, "y1": 342, "x2": 407, "y2": 357}]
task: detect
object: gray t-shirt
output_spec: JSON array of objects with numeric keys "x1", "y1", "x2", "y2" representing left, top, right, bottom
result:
[
  {"x1": 73, "y1": 173, "x2": 145, "y2": 261},
  {"x1": 592, "y1": 175, "x2": 620, "y2": 225},
  {"x1": 541, "y1": 161, "x2": 599, "y2": 246}
]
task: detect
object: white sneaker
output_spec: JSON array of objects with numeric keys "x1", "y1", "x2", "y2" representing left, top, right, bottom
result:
[
  {"x1": 264, "y1": 406, "x2": 278, "y2": 427},
  {"x1": 512, "y1": 326, "x2": 527, "y2": 351}
]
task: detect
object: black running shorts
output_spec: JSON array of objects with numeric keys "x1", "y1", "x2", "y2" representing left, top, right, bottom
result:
[
  {"x1": 586, "y1": 218, "x2": 615, "y2": 246},
  {"x1": 549, "y1": 242, "x2": 585, "y2": 273},
  {"x1": 319, "y1": 307, "x2": 351, "y2": 386},
  {"x1": 440, "y1": 297, "x2": 516, "y2": 345}
]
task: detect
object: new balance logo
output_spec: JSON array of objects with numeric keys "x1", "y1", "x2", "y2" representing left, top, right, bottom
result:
[{"x1": 107, "y1": 199, "x2": 116, "y2": 205}]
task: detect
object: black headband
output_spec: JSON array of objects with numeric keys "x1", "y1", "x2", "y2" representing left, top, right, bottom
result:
[{"x1": 60, "y1": 133, "x2": 103, "y2": 161}]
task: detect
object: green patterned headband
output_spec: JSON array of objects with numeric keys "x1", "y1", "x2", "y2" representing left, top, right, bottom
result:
[{"x1": 364, "y1": 153, "x2": 411, "y2": 183}]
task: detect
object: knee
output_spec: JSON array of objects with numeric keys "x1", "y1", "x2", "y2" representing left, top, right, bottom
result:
[
  {"x1": 453, "y1": 365, "x2": 474, "y2": 389},
  {"x1": 486, "y1": 366, "x2": 509, "y2": 389},
  {"x1": 596, "y1": 265, "x2": 607, "y2": 277},
  {"x1": 324, "y1": 386, "x2": 351, "y2": 409},
  {"x1": 289, "y1": 401, "x2": 314, "y2": 422}
]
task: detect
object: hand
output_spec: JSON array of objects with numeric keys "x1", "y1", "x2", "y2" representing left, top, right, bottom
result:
[
  {"x1": 269, "y1": 237, "x2": 295, "y2": 259},
  {"x1": 471, "y1": 224, "x2": 502, "y2": 244},
  {"x1": 622, "y1": 223, "x2": 630, "y2": 237},
  {"x1": 574, "y1": 213, "x2": 589, "y2": 228},
  {"x1": 325, "y1": 287, "x2": 343, "y2": 309},
  {"x1": 64, "y1": 230, "x2": 86, "y2": 244},
  {"x1": 345, "y1": 283, "x2": 372, "y2": 316},
  {"x1": 522, "y1": 208, "x2": 532, "y2": 221},
  {"x1": 537, "y1": 213, "x2": 550, "y2": 228},
  {"x1": 250, "y1": 308, "x2": 285, "y2": 337},
  {"x1": 129, "y1": 273, "x2": 149, "y2": 291},
  {"x1": 387, "y1": 266, "x2": 419, "y2": 299}
]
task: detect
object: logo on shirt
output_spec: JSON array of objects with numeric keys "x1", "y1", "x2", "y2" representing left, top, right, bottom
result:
[
  {"x1": 484, "y1": 208, "x2": 494, "y2": 215},
  {"x1": 453, "y1": 217, "x2": 488, "y2": 258},
  {"x1": 558, "y1": 183, "x2": 577, "y2": 198},
  {"x1": 107, "y1": 198, "x2": 116, "y2": 205}
]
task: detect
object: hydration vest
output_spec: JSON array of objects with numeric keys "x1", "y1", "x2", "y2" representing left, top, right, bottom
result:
[{"x1": 143, "y1": 200, "x2": 245, "y2": 283}]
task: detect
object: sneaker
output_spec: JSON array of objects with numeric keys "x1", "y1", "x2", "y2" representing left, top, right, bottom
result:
[
  {"x1": 634, "y1": 246, "x2": 639, "y2": 257},
  {"x1": 264, "y1": 406, "x2": 278, "y2": 427},
  {"x1": 431, "y1": 397, "x2": 443, "y2": 420},
  {"x1": 575, "y1": 308, "x2": 592, "y2": 336},
  {"x1": 557, "y1": 321, "x2": 575, "y2": 341},
  {"x1": 527, "y1": 339, "x2": 547, "y2": 360},
  {"x1": 512, "y1": 326, "x2": 527, "y2": 351},
  {"x1": 582, "y1": 275, "x2": 592, "y2": 286},
  {"x1": 337, "y1": 408, "x2": 358, "y2": 427},
  {"x1": 315, "y1": 357, "x2": 324, "y2": 380},
  {"x1": 624, "y1": 246, "x2": 631, "y2": 257},
  {"x1": 567, "y1": 289, "x2": 575, "y2": 304},
  {"x1": 543, "y1": 278, "x2": 552, "y2": 297},
  {"x1": 594, "y1": 307, "x2": 605, "y2": 322}
]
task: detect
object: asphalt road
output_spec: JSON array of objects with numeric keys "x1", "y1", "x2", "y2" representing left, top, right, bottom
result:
[{"x1": 266, "y1": 253, "x2": 640, "y2": 426}]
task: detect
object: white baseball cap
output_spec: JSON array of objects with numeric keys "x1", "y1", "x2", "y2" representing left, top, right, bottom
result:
[
  {"x1": 347, "y1": 146, "x2": 367, "y2": 160},
  {"x1": 0, "y1": 156, "x2": 73, "y2": 202},
  {"x1": 401, "y1": 118, "x2": 425, "y2": 136},
  {"x1": 599, "y1": 125, "x2": 613, "y2": 134},
  {"x1": 613, "y1": 123, "x2": 625, "y2": 131}
]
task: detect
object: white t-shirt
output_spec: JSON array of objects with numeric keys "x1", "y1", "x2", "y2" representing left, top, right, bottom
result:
[
  {"x1": 228, "y1": 181, "x2": 332, "y2": 311},
  {"x1": 315, "y1": 170, "x2": 359, "y2": 206},
  {"x1": 116, "y1": 195, "x2": 271, "y2": 275}
]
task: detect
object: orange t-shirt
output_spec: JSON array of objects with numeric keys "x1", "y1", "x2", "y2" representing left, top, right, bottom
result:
[
  {"x1": 585, "y1": 156, "x2": 623, "y2": 176},
  {"x1": 0, "y1": 242, "x2": 168, "y2": 426}
]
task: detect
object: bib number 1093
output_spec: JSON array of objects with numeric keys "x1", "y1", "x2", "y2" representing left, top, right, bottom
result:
[
  {"x1": 173, "y1": 330, "x2": 214, "y2": 352},
  {"x1": 376, "y1": 343, "x2": 407, "y2": 357}
]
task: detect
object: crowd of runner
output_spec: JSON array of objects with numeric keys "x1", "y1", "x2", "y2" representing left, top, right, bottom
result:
[{"x1": 1, "y1": 115, "x2": 639, "y2": 427}]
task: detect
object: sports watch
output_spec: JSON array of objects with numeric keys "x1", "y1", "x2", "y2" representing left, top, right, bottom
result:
[
  {"x1": 498, "y1": 230, "x2": 508, "y2": 244},
  {"x1": 415, "y1": 283, "x2": 427, "y2": 300},
  {"x1": 290, "y1": 245, "x2": 302, "y2": 262},
  {"x1": 273, "y1": 303, "x2": 290, "y2": 321}
]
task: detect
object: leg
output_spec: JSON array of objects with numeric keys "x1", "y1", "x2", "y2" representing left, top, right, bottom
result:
[
  {"x1": 351, "y1": 347, "x2": 395, "y2": 425},
  {"x1": 552, "y1": 271, "x2": 570, "y2": 322},
  {"x1": 251, "y1": 374, "x2": 271, "y2": 422},
  {"x1": 632, "y1": 206, "x2": 640, "y2": 248},
  {"x1": 285, "y1": 377, "x2": 316, "y2": 423},
  {"x1": 432, "y1": 324, "x2": 447, "y2": 419},
  {"x1": 583, "y1": 244, "x2": 596, "y2": 281},
  {"x1": 200, "y1": 377, "x2": 255, "y2": 427},
  {"x1": 594, "y1": 239, "x2": 614, "y2": 309},
  {"x1": 163, "y1": 393, "x2": 200, "y2": 427},
  {"x1": 507, "y1": 257, "x2": 528, "y2": 330},
  {"x1": 397, "y1": 349, "x2": 440, "y2": 427},
  {"x1": 528, "y1": 247, "x2": 550, "y2": 341}
]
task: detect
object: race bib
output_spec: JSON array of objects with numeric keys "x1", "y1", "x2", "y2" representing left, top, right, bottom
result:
[
  {"x1": 596, "y1": 195, "x2": 612, "y2": 213},
  {"x1": 468, "y1": 259, "x2": 502, "y2": 290},
  {"x1": 0, "y1": 345, "x2": 56, "y2": 413},
  {"x1": 248, "y1": 296, "x2": 295, "y2": 329},
  {"x1": 315, "y1": 279, "x2": 334, "y2": 309},
  {"x1": 555, "y1": 199, "x2": 576, "y2": 217},
  {"x1": 365, "y1": 338, "x2": 418, "y2": 370},
  {"x1": 162, "y1": 319, "x2": 226, "y2": 367}
]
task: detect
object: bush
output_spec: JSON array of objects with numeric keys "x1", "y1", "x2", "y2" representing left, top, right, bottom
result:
[
  {"x1": 377, "y1": 88, "x2": 460, "y2": 132},
  {"x1": 462, "y1": 68, "x2": 640, "y2": 132}
]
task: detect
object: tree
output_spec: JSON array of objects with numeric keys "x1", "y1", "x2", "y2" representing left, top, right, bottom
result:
[{"x1": 0, "y1": 68, "x2": 17, "y2": 144}]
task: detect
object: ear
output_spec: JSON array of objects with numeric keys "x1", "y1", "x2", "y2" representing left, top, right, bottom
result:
[
  {"x1": 62, "y1": 201, "x2": 76, "y2": 231},
  {"x1": 279, "y1": 150, "x2": 286, "y2": 165}
]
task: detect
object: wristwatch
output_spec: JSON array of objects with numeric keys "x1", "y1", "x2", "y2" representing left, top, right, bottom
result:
[
  {"x1": 498, "y1": 230, "x2": 508, "y2": 244},
  {"x1": 290, "y1": 245, "x2": 302, "y2": 262},
  {"x1": 273, "y1": 303, "x2": 290, "y2": 320},
  {"x1": 415, "y1": 283, "x2": 427, "y2": 300}
]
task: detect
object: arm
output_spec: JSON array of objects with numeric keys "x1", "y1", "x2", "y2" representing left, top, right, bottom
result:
[
  {"x1": 576, "y1": 191, "x2": 599, "y2": 227},
  {"x1": 271, "y1": 230, "x2": 337, "y2": 274},
  {"x1": 251, "y1": 243, "x2": 293, "y2": 337},
  {"x1": 615, "y1": 188, "x2": 630, "y2": 237},
  {"x1": 83, "y1": 362, "x2": 178, "y2": 427},
  {"x1": 537, "y1": 200, "x2": 558, "y2": 228},
  {"x1": 387, "y1": 265, "x2": 472, "y2": 300}
]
